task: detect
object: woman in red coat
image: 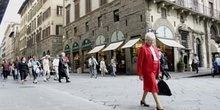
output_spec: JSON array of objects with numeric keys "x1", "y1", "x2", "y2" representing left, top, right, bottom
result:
[{"x1": 137, "y1": 32, "x2": 164, "y2": 110}]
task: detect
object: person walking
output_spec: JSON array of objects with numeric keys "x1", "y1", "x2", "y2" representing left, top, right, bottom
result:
[
  {"x1": 18, "y1": 57, "x2": 29, "y2": 84},
  {"x1": 58, "y1": 52, "x2": 70, "y2": 83},
  {"x1": 52, "y1": 55, "x2": 59, "y2": 80},
  {"x1": 13, "y1": 56, "x2": 20, "y2": 80},
  {"x1": 159, "y1": 51, "x2": 170, "y2": 80},
  {"x1": 64, "y1": 55, "x2": 70, "y2": 79},
  {"x1": 193, "y1": 53, "x2": 199, "y2": 73},
  {"x1": 137, "y1": 32, "x2": 164, "y2": 110},
  {"x1": 2, "y1": 59, "x2": 10, "y2": 80},
  {"x1": 88, "y1": 56, "x2": 98, "y2": 78},
  {"x1": 110, "y1": 56, "x2": 117, "y2": 76},
  {"x1": 42, "y1": 55, "x2": 50, "y2": 81},
  {"x1": 27, "y1": 58, "x2": 33, "y2": 80},
  {"x1": 212, "y1": 54, "x2": 220, "y2": 77},
  {"x1": 100, "y1": 57, "x2": 107, "y2": 77},
  {"x1": 31, "y1": 56, "x2": 41, "y2": 84}
]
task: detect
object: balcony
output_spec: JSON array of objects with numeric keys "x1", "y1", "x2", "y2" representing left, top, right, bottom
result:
[{"x1": 153, "y1": 0, "x2": 220, "y2": 21}]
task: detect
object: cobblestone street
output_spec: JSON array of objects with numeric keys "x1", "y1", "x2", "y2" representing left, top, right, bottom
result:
[{"x1": 1, "y1": 69, "x2": 220, "y2": 110}]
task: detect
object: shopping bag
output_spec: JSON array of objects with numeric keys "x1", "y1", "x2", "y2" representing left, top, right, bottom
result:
[{"x1": 157, "y1": 79, "x2": 172, "y2": 96}]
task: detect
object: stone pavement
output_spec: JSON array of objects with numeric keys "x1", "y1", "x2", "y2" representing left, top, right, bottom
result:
[{"x1": 0, "y1": 68, "x2": 220, "y2": 110}]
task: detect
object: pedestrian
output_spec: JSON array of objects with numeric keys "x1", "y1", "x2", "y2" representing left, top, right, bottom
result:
[
  {"x1": 100, "y1": 57, "x2": 107, "y2": 77},
  {"x1": 164, "y1": 54, "x2": 171, "y2": 79},
  {"x1": 88, "y1": 56, "x2": 98, "y2": 78},
  {"x1": 42, "y1": 55, "x2": 50, "y2": 81},
  {"x1": 110, "y1": 56, "x2": 117, "y2": 76},
  {"x1": 13, "y1": 56, "x2": 20, "y2": 80},
  {"x1": 159, "y1": 51, "x2": 170, "y2": 80},
  {"x1": 27, "y1": 57, "x2": 33, "y2": 80},
  {"x1": 58, "y1": 52, "x2": 70, "y2": 83},
  {"x1": 52, "y1": 55, "x2": 59, "y2": 80},
  {"x1": 2, "y1": 59, "x2": 10, "y2": 80},
  {"x1": 193, "y1": 53, "x2": 199, "y2": 73},
  {"x1": 31, "y1": 56, "x2": 41, "y2": 84},
  {"x1": 137, "y1": 32, "x2": 164, "y2": 110},
  {"x1": 212, "y1": 54, "x2": 220, "y2": 77},
  {"x1": 18, "y1": 57, "x2": 29, "y2": 84},
  {"x1": 64, "y1": 55, "x2": 70, "y2": 79}
]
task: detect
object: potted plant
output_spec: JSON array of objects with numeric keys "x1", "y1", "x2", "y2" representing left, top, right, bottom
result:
[{"x1": 177, "y1": 57, "x2": 185, "y2": 72}]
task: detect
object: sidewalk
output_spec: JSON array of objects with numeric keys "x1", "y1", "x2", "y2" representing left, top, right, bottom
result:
[{"x1": 168, "y1": 67, "x2": 212, "y2": 79}]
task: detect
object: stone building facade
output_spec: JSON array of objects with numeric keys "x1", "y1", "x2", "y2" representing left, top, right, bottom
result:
[
  {"x1": 18, "y1": 0, "x2": 63, "y2": 59},
  {"x1": 63, "y1": 0, "x2": 220, "y2": 74},
  {"x1": 2, "y1": 23, "x2": 20, "y2": 61}
]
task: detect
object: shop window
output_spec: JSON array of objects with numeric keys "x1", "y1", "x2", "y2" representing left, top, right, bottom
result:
[{"x1": 113, "y1": 9, "x2": 119, "y2": 22}]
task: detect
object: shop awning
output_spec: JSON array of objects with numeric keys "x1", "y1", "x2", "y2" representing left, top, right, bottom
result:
[
  {"x1": 121, "y1": 38, "x2": 140, "y2": 49},
  {"x1": 158, "y1": 38, "x2": 185, "y2": 48},
  {"x1": 87, "y1": 45, "x2": 105, "y2": 54},
  {"x1": 102, "y1": 41, "x2": 123, "y2": 51}
]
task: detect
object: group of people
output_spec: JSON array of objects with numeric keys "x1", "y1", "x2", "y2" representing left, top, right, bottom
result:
[
  {"x1": 87, "y1": 56, "x2": 117, "y2": 78},
  {"x1": 1, "y1": 52, "x2": 70, "y2": 84}
]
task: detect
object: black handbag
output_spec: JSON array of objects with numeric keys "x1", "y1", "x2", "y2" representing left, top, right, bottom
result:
[{"x1": 157, "y1": 79, "x2": 172, "y2": 96}]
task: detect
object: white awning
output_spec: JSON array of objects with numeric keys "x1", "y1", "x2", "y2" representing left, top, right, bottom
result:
[
  {"x1": 102, "y1": 41, "x2": 123, "y2": 51},
  {"x1": 121, "y1": 38, "x2": 140, "y2": 49},
  {"x1": 88, "y1": 45, "x2": 105, "y2": 54},
  {"x1": 158, "y1": 38, "x2": 185, "y2": 48}
]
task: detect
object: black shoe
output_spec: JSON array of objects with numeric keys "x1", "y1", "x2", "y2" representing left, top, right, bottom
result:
[
  {"x1": 58, "y1": 80, "x2": 61, "y2": 83},
  {"x1": 66, "y1": 80, "x2": 70, "y2": 83},
  {"x1": 156, "y1": 107, "x2": 164, "y2": 110},
  {"x1": 140, "y1": 101, "x2": 150, "y2": 107}
]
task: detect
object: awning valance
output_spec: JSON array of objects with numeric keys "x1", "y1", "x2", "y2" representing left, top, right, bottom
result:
[
  {"x1": 158, "y1": 38, "x2": 185, "y2": 48},
  {"x1": 121, "y1": 38, "x2": 140, "y2": 49},
  {"x1": 102, "y1": 41, "x2": 123, "y2": 51},
  {"x1": 88, "y1": 45, "x2": 105, "y2": 54}
]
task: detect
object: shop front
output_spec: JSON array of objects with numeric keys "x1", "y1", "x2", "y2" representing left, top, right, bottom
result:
[
  {"x1": 64, "y1": 44, "x2": 71, "y2": 61},
  {"x1": 81, "y1": 39, "x2": 92, "y2": 73},
  {"x1": 121, "y1": 37, "x2": 143, "y2": 74},
  {"x1": 156, "y1": 26, "x2": 185, "y2": 71},
  {"x1": 88, "y1": 35, "x2": 106, "y2": 61},
  {"x1": 72, "y1": 42, "x2": 80, "y2": 73},
  {"x1": 102, "y1": 30, "x2": 126, "y2": 74}
]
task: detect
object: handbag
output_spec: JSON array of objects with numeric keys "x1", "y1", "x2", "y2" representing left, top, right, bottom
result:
[{"x1": 157, "y1": 79, "x2": 172, "y2": 96}]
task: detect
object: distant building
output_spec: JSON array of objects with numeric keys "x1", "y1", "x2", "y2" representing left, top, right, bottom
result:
[
  {"x1": 63, "y1": 0, "x2": 220, "y2": 73},
  {"x1": 18, "y1": 0, "x2": 63, "y2": 59},
  {"x1": 3, "y1": 23, "x2": 20, "y2": 61}
]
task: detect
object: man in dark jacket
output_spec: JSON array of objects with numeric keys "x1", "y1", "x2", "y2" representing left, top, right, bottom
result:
[
  {"x1": 58, "y1": 52, "x2": 70, "y2": 83},
  {"x1": 2, "y1": 59, "x2": 10, "y2": 80}
]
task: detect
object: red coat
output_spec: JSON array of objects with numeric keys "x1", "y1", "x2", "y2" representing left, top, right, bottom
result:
[{"x1": 137, "y1": 44, "x2": 160, "y2": 92}]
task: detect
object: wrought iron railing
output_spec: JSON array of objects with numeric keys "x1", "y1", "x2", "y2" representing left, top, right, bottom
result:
[{"x1": 166, "y1": 0, "x2": 220, "y2": 20}]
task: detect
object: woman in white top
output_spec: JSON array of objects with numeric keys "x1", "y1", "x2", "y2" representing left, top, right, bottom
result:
[
  {"x1": 193, "y1": 53, "x2": 199, "y2": 73},
  {"x1": 100, "y1": 57, "x2": 107, "y2": 77}
]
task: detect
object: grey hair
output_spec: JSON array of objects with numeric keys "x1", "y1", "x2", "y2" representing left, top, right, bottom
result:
[{"x1": 145, "y1": 32, "x2": 156, "y2": 41}]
